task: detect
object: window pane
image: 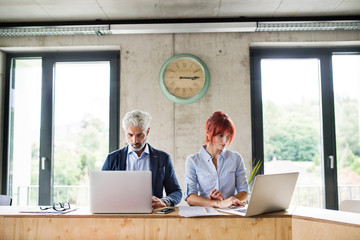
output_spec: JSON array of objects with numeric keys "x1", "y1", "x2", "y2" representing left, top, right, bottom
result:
[
  {"x1": 53, "y1": 62, "x2": 110, "y2": 206},
  {"x1": 333, "y1": 54, "x2": 360, "y2": 204},
  {"x1": 9, "y1": 58, "x2": 42, "y2": 206},
  {"x1": 261, "y1": 59, "x2": 324, "y2": 208}
]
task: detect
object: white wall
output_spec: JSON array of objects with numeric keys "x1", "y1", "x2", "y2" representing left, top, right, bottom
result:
[{"x1": 0, "y1": 30, "x2": 359, "y2": 201}]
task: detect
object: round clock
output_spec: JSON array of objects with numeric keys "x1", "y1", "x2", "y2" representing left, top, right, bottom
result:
[{"x1": 159, "y1": 54, "x2": 210, "y2": 104}]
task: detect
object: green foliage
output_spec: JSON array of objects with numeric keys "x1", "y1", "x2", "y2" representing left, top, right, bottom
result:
[
  {"x1": 351, "y1": 160, "x2": 360, "y2": 174},
  {"x1": 334, "y1": 96, "x2": 360, "y2": 176},
  {"x1": 335, "y1": 97, "x2": 360, "y2": 156},
  {"x1": 52, "y1": 116, "x2": 108, "y2": 203},
  {"x1": 341, "y1": 146, "x2": 357, "y2": 168},
  {"x1": 263, "y1": 95, "x2": 360, "y2": 177},
  {"x1": 263, "y1": 101, "x2": 319, "y2": 162}
]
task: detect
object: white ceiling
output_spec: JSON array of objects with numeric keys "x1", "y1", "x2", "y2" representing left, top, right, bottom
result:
[{"x1": 0, "y1": 0, "x2": 359, "y2": 23}]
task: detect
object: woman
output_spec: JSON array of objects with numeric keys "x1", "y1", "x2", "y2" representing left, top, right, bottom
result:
[{"x1": 184, "y1": 111, "x2": 249, "y2": 208}]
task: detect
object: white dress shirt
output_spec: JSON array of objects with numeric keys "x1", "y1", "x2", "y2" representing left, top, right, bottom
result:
[{"x1": 126, "y1": 144, "x2": 150, "y2": 171}]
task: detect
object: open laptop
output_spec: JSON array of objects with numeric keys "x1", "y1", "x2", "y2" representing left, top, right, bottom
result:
[
  {"x1": 218, "y1": 172, "x2": 299, "y2": 217},
  {"x1": 89, "y1": 170, "x2": 153, "y2": 214}
]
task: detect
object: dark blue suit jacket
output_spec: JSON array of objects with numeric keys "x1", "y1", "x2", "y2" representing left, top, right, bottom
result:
[{"x1": 101, "y1": 144, "x2": 182, "y2": 206}]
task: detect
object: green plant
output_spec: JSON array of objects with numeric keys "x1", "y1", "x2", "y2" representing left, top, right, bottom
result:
[{"x1": 248, "y1": 160, "x2": 262, "y2": 185}]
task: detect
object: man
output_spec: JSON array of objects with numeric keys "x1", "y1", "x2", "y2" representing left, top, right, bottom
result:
[{"x1": 102, "y1": 110, "x2": 182, "y2": 208}]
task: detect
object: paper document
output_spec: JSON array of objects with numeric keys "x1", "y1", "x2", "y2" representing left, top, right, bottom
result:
[
  {"x1": 179, "y1": 206, "x2": 223, "y2": 217},
  {"x1": 19, "y1": 206, "x2": 78, "y2": 215}
]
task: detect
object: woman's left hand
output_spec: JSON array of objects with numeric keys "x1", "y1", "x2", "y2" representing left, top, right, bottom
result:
[
  {"x1": 209, "y1": 189, "x2": 224, "y2": 200},
  {"x1": 217, "y1": 196, "x2": 245, "y2": 208}
]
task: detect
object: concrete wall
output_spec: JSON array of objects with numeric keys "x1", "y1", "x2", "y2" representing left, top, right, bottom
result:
[
  {"x1": 0, "y1": 51, "x2": 4, "y2": 191},
  {"x1": 0, "y1": 31, "x2": 359, "y2": 201}
]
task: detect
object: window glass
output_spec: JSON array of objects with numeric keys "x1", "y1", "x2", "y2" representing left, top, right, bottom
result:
[
  {"x1": 333, "y1": 54, "x2": 360, "y2": 204},
  {"x1": 9, "y1": 58, "x2": 42, "y2": 206},
  {"x1": 8, "y1": 57, "x2": 113, "y2": 206},
  {"x1": 261, "y1": 59, "x2": 324, "y2": 208},
  {"x1": 53, "y1": 62, "x2": 110, "y2": 205}
]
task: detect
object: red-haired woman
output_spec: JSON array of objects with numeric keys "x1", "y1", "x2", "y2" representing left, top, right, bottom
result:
[{"x1": 184, "y1": 111, "x2": 249, "y2": 208}]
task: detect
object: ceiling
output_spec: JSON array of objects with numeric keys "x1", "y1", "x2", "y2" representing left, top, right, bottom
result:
[{"x1": 0, "y1": 0, "x2": 359, "y2": 25}]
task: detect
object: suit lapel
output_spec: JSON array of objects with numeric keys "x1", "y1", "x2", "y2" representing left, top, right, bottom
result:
[
  {"x1": 119, "y1": 145, "x2": 128, "y2": 170},
  {"x1": 148, "y1": 144, "x2": 158, "y2": 190}
]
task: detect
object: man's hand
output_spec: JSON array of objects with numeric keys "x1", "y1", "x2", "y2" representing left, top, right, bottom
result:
[
  {"x1": 152, "y1": 196, "x2": 167, "y2": 209},
  {"x1": 217, "y1": 196, "x2": 245, "y2": 208},
  {"x1": 209, "y1": 189, "x2": 224, "y2": 201}
]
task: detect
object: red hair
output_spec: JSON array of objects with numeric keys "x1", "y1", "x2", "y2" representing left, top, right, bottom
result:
[{"x1": 204, "y1": 111, "x2": 235, "y2": 145}]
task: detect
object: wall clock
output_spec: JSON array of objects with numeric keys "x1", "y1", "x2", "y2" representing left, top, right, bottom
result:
[{"x1": 159, "y1": 54, "x2": 210, "y2": 104}]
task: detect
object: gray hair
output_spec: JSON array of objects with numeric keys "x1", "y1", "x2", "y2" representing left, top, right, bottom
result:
[{"x1": 122, "y1": 110, "x2": 152, "y2": 131}]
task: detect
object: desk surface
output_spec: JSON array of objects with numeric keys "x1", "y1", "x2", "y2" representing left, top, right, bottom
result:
[
  {"x1": 0, "y1": 205, "x2": 293, "y2": 218},
  {"x1": 0, "y1": 205, "x2": 359, "y2": 225},
  {"x1": 292, "y1": 206, "x2": 360, "y2": 227},
  {"x1": 0, "y1": 206, "x2": 294, "y2": 240},
  {"x1": 0, "y1": 206, "x2": 359, "y2": 240}
]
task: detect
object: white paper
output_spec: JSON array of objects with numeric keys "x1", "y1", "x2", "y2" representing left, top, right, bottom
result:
[
  {"x1": 179, "y1": 206, "x2": 223, "y2": 217},
  {"x1": 19, "y1": 206, "x2": 78, "y2": 215}
]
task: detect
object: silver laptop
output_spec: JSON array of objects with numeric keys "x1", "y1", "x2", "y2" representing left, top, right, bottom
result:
[
  {"x1": 218, "y1": 172, "x2": 299, "y2": 217},
  {"x1": 90, "y1": 170, "x2": 153, "y2": 214}
]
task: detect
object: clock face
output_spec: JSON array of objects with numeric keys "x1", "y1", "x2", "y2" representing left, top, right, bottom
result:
[
  {"x1": 164, "y1": 58, "x2": 205, "y2": 98},
  {"x1": 159, "y1": 54, "x2": 210, "y2": 104}
]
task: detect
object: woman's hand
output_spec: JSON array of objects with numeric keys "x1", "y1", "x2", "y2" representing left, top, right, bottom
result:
[
  {"x1": 209, "y1": 189, "x2": 224, "y2": 201},
  {"x1": 217, "y1": 196, "x2": 245, "y2": 208}
]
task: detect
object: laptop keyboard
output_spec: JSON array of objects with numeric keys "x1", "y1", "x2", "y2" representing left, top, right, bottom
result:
[{"x1": 234, "y1": 208, "x2": 247, "y2": 213}]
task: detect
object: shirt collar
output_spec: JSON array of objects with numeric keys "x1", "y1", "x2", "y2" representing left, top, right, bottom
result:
[
  {"x1": 199, "y1": 145, "x2": 226, "y2": 162},
  {"x1": 128, "y1": 143, "x2": 149, "y2": 157}
]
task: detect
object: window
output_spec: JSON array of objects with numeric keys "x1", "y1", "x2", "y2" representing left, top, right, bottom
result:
[
  {"x1": 250, "y1": 47, "x2": 360, "y2": 209},
  {"x1": 2, "y1": 52, "x2": 119, "y2": 206},
  {"x1": 333, "y1": 54, "x2": 360, "y2": 203}
]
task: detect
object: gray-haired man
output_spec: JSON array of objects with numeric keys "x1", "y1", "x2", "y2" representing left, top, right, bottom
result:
[{"x1": 102, "y1": 110, "x2": 182, "y2": 208}]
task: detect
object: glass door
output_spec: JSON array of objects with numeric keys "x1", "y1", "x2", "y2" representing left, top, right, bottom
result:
[
  {"x1": 260, "y1": 58, "x2": 324, "y2": 208},
  {"x1": 250, "y1": 48, "x2": 360, "y2": 209},
  {"x1": 7, "y1": 58, "x2": 42, "y2": 206},
  {"x1": 5, "y1": 52, "x2": 119, "y2": 206},
  {"x1": 52, "y1": 62, "x2": 110, "y2": 205},
  {"x1": 333, "y1": 54, "x2": 360, "y2": 205}
]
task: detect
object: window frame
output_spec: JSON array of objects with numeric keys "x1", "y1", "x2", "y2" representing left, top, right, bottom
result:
[
  {"x1": 1, "y1": 51, "x2": 120, "y2": 205},
  {"x1": 250, "y1": 47, "x2": 360, "y2": 210}
]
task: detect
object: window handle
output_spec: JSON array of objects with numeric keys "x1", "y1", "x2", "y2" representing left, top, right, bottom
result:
[
  {"x1": 41, "y1": 157, "x2": 47, "y2": 170},
  {"x1": 329, "y1": 155, "x2": 334, "y2": 169}
]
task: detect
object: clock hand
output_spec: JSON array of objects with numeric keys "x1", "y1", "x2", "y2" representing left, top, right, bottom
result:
[{"x1": 179, "y1": 76, "x2": 200, "y2": 80}]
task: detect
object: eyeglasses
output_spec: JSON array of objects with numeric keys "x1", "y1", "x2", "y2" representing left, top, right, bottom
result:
[{"x1": 40, "y1": 202, "x2": 71, "y2": 212}]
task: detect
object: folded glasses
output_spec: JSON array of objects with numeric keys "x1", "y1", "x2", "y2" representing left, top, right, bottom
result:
[{"x1": 40, "y1": 202, "x2": 70, "y2": 212}]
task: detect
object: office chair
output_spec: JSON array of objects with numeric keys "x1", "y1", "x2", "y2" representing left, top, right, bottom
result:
[
  {"x1": 0, "y1": 194, "x2": 12, "y2": 206},
  {"x1": 0, "y1": 195, "x2": 12, "y2": 206},
  {"x1": 339, "y1": 200, "x2": 360, "y2": 213}
]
